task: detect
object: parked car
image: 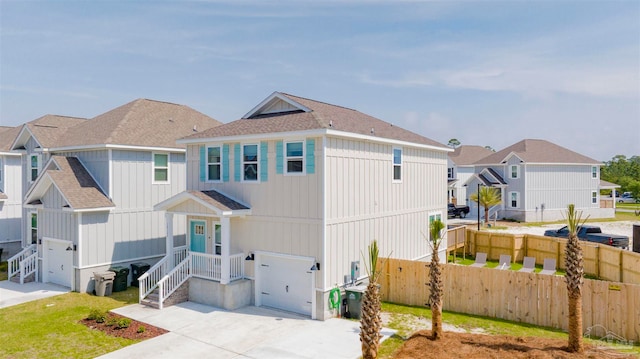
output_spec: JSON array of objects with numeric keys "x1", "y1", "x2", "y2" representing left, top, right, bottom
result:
[
  {"x1": 543, "y1": 225, "x2": 629, "y2": 249},
  {"x1": 448, "y1": 203, "x2": 470, "y2": 218},
  {"x1": 618, "y1": 193, "x2": 639, "y2": 203}
]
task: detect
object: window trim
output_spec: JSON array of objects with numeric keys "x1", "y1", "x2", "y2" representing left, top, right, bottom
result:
[
  {"x1": 591, "y1": 190, "x2": 598, "y2": 204},
  {"x1": 447, "y1": 167, "x2": 454, "y2": 179},
  {"x1": 242, "y1": 143, "x2": 259, "y2": 182},
  {"x1": 284, "y1": 140, "x2": 305, "y2": 176},
  {"x1": 213, "y1": 222, "x2": 222, "y2": 255},
  {"x1": 30, "y1": 211, "x2": 38, "y2": 245},
  {"x1": 510, "y1": 165, "x2": 519, "y2": 179},
  {"x1": 428, "y1": 212, "x2": 443, "y2": 242},
  {"x1": 152, "y1": 152, "x2": 170, "y2": 184},
  {"x1": 206, "y1": 146, "x2": 223, "y2": 182},
  {"x1": 509, "y1": 191, "x2": 519, "y2": 208},
  {"x1": 29, "y1": 154, "x2": 40, "y2": 183},
  {"x1": 591, "y1": 166, "x2": 598, "y2": 179},
  {"x1": 393, "y1": 147, "x2": 402, "y2": 183}
]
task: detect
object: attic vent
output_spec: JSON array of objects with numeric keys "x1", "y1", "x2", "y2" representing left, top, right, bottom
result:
[
  {"x1": 329, "y1": 120, "x2": 333, "y2": 127},
  {"x1": 193, "y1": 125, "x2": 197, "y2": 132},
  {"x1": 371, "y1": 127, "x2": 375, "y2": 135}
]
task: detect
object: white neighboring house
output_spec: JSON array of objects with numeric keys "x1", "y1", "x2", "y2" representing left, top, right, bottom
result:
[
  {"x1": 447, "y1": 145, "x2": 494, "y2": 206},
  {"x1": 465, "y1": 139, "x2": 610, "y2": 222},
  {"x1": 0, "y1": 126, "x2": 23, "y2": 260},
  {"x1": 150, "y1": 92, "x2": 451, "y2": 319},
  {"x1": 8, "y1": 100, "x2": 221, "y2": 291}
]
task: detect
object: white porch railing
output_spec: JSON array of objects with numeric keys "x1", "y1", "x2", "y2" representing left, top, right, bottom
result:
[
  {"x1": 8, "y1": 244, "x2": 37, "y2": 282},
  {"x1": 19, "y1": 252, "x2": 38, "y2": 284},
  {"x1": 174, "y1": 245, "x2": 188, "y2": 265},
  {"x1": 139, "y1": 251, "x2": 245, "y2": 309}
]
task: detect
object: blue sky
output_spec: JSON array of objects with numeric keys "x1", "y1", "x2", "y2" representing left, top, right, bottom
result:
[{"x1": 1, "y1": 1, "x2": 638, "y2": 161}]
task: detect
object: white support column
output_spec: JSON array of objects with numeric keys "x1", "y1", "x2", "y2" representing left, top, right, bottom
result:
[
  {"x1": 220, "y1": 216, "x2": 231, "y2": 285},
  {"x1": 165, "y1": 212, "x2": 174, "y2": 268}
]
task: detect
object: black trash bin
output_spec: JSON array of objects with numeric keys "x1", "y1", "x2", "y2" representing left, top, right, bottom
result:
[
  {"x1": 109, "y1": 266, "x2": 129, "y2": 292},
  {"x1": 131, "y1": 262, "x2": 150, "y2": 287}
]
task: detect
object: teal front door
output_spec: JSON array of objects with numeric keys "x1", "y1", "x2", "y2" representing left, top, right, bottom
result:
[{"x1": 190, "y1": 220, "x2": 206, "y2": 253}]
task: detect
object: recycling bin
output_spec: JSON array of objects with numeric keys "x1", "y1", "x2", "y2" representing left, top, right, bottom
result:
[
  {"x1": 94, "y1": 271, "x2": 115, "y2": 296},
  {"x1": 131, "y1": 262, "x2": 150, "y2": 287},
  {"x1": 109, "y1": 266, "x2": 129, "y2": 292},
  {"x1": 346, "y1": 285, "x2": 367, "y2": 319}
]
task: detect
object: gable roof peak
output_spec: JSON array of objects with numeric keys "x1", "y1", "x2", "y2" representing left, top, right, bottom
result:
[{"x1": 475, "y1": 138, "x2": 599, "y2": 165}]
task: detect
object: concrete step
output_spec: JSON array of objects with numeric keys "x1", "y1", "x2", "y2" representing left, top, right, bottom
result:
[
  {"x1": 9, "y1": 272, "x2": 35, "y2": 283},
  {"x1": 140, "y1": 298, "x2": 160, "y2": 309}
]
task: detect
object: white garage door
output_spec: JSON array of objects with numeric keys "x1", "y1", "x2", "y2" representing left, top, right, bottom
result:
[
  {"x1": 258, "y1": 254, "x2": 314, "y2": 317},
  {"x1": 46, "y1": 239, "x2": 73, "y2": 288}
]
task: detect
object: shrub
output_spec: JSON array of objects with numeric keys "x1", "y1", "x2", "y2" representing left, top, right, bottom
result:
[
  {"x1": 137, "y1": 325, "x2": 146, "y2": 333},
  {"x1": 116, "y1": 318, "x2": 131, "y2": 329},
  {"x1": 88, "y1": 309, "x2": 107, "y2": 323},
  {"x1": 106, "y1": 317, "x2": 118, "y2": 327}
]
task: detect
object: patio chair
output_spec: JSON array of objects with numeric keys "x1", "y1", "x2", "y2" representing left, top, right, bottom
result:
[
  {"x1": 470, "y1": 252, "x2": 487, "y2": 267},
  {"x1": 518, "y1": 256, "x2": 536, "y2": 273},
  {"x1": 539, "y1": 258, "x2": 557, "y2": 275},
  {"x1": 497, "y1": 254, "x2": 511, "y2": 270}
]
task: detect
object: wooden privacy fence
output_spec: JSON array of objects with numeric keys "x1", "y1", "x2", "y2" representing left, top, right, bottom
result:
[
  {"x1": 381, "y1": 259, "x2": 640, "y2": 342},
  {"x1": 466, "y1": 230, "x2": 640, "y2": 285}
]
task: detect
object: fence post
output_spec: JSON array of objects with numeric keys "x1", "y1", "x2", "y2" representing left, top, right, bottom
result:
[
  {"x1": 595, "y1": 246, "x2": 600, "y2": 278},
  {"x1": 556, "y1": 240, "x2": 561, "y2": 270},
  {"x1": 620, "y1": 250, "x2": 624, "y2": 283}
]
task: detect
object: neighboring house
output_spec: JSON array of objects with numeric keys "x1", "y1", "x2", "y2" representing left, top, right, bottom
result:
[
  {"x1": 0, "y1": 126, "x2": 23, "y2": 259},
  {"x1": 8, "y1": 99, "x2": 221, "y2": 291},
  {"x1": 465, "y1": 139, "x2": 609, "y2": 222},
  {"x1": 447, "y1": 145, "x2": 494, "y2": 206},
  {"x1": 152, "y1": 92, "x2": 451, "y2": 320}
]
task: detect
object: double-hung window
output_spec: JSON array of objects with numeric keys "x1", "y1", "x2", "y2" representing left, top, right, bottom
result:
[
  {"x1": 509, "y1": 192, "x2": 519, "y2": 208},
  {"x1": 243, "y1": 144, "x2": 258, "y2": 181},
  {"x1": 153, "y1": 153, "x2": 169, "y2": 183},
  {"x1": 207, "y1": 146, "x2": 222, "y2": 181},
  {"x1": 285, "y1": 141, "x2": 304, "y2": 174},
  {"x1": 447, "y1": 167, "x2": 454, "y2": 179},
  {"x1": 591, "y1": 166, "x2": 598, "y2": 179},
  {"x1": 591, "y1": 191, "x2": 597, "y2": 204},
  {"x1": 30, "y1": 212, "x2": 38, "y2": 244},
  {"x1": 393, "y1": 147, "x2": 402, "y2": 182},
  {"x1": 30, "y1": 155, "x2": 39, "y2": 182},
  {"x1": 510, "y1": 165, "x2": 519, "y2": 179}
]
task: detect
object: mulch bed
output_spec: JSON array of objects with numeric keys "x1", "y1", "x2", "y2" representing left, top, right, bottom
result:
[
  {"x1": 80, "y1": 313, "x2": 168, "y2": 340},
  {"x1": 393, "y1": 330, "x2": 635, "y2": 359}
]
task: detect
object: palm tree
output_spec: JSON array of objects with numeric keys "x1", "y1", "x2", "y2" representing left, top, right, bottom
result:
[
  {"x1": 360, "y1": 240, "x2": 384, "y2": 359},
  {"x1": 469, "y1": 186, "x2": 502, "y2": 226},
  {"x1": 565, "y1": 204, "x2": 586, "y2": 353},
  {"x1": 428, "y1": 218, "x2": 445, "y2": 340}
]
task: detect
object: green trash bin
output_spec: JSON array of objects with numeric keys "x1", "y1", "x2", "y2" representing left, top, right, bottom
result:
[
  {"x1": 109, "y1": 266, "x2": 129, "y2": 292},
  {"x1": 131, "y1": 262, "x2": 151, "y2": 287},
  {"x1": 346, "y1": 285, "x2": 367, "y2": 319}
]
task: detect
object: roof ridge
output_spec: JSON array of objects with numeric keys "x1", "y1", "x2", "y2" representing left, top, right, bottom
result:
[{"x1": 280, "y1": 92, "x2": 357, "y2": 112}]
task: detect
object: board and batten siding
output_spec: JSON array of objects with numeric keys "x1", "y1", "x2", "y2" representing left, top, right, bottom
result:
[
  {"x1": 324, "y1": 137, "x2": 448, "y2": 289},
  {"x1": 524, "y1": 164, "x2": 597, "y2": 210},
  {"x1": 0, "y1": 155, "x2": 23, "y2": 242},
  {"x1": 184, "y1": 139, "x2": 324, "y2": 280}
]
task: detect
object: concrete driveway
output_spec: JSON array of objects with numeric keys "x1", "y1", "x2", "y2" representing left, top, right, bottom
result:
[
  {"x1": 99, "y1": 302, "x2": 394, "y2": 359},
  {"x1": 0, "y1": 281, "x2": 70, "y2": 309}
]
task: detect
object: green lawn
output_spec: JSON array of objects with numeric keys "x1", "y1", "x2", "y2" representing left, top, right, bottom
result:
[
  {"x1": 379, "y1": 302, "x2": 640, "y2": 358},
  {"x1": 0, "y1": 287, "x2": 140, "y2": 359}
]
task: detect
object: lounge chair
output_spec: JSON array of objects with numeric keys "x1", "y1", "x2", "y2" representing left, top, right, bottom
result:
[
  {"x1": 497, "y1": 254, "x2": 511, "y2": 270},
  {"x1": 539, "y1": 258, "x2": 556, "y2": 275},
  {"x1": 470, "y1": 252, "x2": 487, "y2": 267},
  {"x1": 519, "y1": 256, "x2": 536, "y2": 273}
]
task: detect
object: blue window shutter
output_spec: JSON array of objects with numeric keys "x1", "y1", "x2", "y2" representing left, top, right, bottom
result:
[
  {"x1": 222, "y1": 144, "x2": 230, "y2": 182},
  {"x1": 234, "y1": 143, "x2": 241, "y2": 182},
  {"x1": 306, "y1": 139, "x2": 315, "y2": 174},
  {"x1": 199, "y1": 145, "x2": 206, "y2": 182},
  {"x1": 275, "y1": 141, "x2": 283, "y2": 174},
  {"x1": 260, "y1": 141, "x2": 268, "y2": 182}
]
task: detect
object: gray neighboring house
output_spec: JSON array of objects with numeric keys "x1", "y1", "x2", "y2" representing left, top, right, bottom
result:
[
  {"x1": 0, "y1": 126, "x2": 23, "y2": 259},
  {"x1": 464, "y1": 139, "x2": 611, "y2": 222},
  {"x1": 447, "y1": 145, "x2": 494, "y2": 206},
  {"x1": 8, "y1": 99, "x2": 221, "y2": 292},
  {"x1": 149, "y1": 92, "x2": 451, "y2": 319}
]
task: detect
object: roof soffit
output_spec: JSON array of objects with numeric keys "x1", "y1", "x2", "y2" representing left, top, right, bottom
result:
[{"x1": 242, "y1": 92, "x2": 310, "y2": 119}]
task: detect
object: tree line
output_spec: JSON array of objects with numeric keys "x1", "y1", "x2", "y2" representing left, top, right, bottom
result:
[{"x1": 600, "y1": 155, "x2": 640, "y2": 199}]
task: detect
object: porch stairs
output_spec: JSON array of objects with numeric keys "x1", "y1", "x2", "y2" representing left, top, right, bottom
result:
[
  {"x1": 140, "y1": 288, "x2": 161, "y2": 309},
  {"x1": 7, "y1": 244, "x2": 38, "y2": 284}
]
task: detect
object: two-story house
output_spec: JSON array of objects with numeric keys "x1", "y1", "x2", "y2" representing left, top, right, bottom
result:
[
  {"x1": 151, "y1": 92, "x2": 451, "y2": 319},
  {"x1": 465, "y1": 139, "x2": 610, "y2": 222},
  {"x1": 8, "y1": 99, "x2": 221, "y2": 292},
  {"x1": 447, "y1": 145, "x2": 494, "y2": 206},
  {"x1": 0, "y1": 126, "x2": 23, "y2": 259}
]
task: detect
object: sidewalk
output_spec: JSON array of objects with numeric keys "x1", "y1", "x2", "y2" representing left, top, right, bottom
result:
[{"x1": 0, "y1": 281, "x2": 70, "y2": 308}]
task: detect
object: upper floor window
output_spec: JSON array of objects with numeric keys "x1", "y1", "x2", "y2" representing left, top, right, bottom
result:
[
  {"x1": 393, "y1": 147, "x2": 402, "y2": 182},
  {"x1": 591, "y1": 191, "x2": 597, "y2": 204},
  {"x1": 285, "y1": 141, "x2": 304, "y2": 174},
  {"x1": 30, "y1": 212, "x2": 38, "y2": 244},
  {"x1": 509, "y1": 191, "x2": 519, "y2": 208},
  {"x1": 243, "y1": 144, "x2": 258, "y2": 181},
  {"x1": 30, "y1": 155, "x2": 39, "y2": 182},
  {"x1": 448, "y1": 167, "x2": 454, "y2": 179},
  {"x1": 591, "y1": 166, "x2": 598, "y2": 179},
  {"x1": 510, "y1": 165, "x2": 519, "y2": 179},
  {"x1": 207, "y1": 146, "x2": 221, "y2": 181},
  {"x1": 153, "y1": 153, "x2": 169, "y2": 183}
]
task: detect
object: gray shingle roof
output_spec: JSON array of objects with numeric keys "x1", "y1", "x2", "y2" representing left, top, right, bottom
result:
[
  {"x1": 46, "y1": 156, "x2": 115, "y2": 210},
  {"x1": 0, "y1": 126, "x2": 22, "y2": 151},
  {"x1": 476, "y1": 139, "x2": 600, "y2": 165},
  {"x1": 184, "y1": 92, "x2": 447, "y2": 148},
  {"x1": 54, "y1": 99, "x2": 222, "y2": 149},
  {"x1": 449, "y1": 145, "x2": 495, "y2": 165},
  {"x1": 22, "y1": 115, "x2": 89, "y2": 148},
  {"x1": 187, "y1": 190, "x2": 250, "y2": 212}
]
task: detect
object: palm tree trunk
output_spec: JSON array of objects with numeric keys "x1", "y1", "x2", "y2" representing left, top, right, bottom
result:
[
  {"x1": 484, "y1": 206, "x2": 489, "y2": 225},
  {"x1": 568, "y1": 294, "x2": 583, "y2": 352},
  {"x1": 431, "y1": 301, "x2": 443, "y2": 340}
]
